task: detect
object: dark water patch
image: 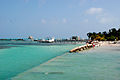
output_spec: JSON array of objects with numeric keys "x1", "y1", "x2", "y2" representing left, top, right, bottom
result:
[
  {"x1": 31, "y1": 72, "x2": 45, "y2": 74},
  {"x1": 46, "y1": 72, "x2": 64, "y2": 74},
  {"x1": 0, "y1": 46, "x2": 11, "y2": 49},
  {"x1": 31, "y1": 71, "x2": 64, "y2": 75},
  {"x1": 115, "y1": 67, "x2": 120, "y2": 70},
  {"x1": 117, "y1": 62, "x2": 120, "y2": 64},
  {"x1": 0, "y1": 46, "x2": 19, "y2": 49}
]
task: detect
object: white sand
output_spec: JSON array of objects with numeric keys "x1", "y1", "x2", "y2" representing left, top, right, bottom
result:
[{"x1": 99, "y1": 41, "x2": 120, "y2": 47}]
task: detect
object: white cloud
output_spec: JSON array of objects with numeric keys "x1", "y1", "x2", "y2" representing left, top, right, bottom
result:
[
  {"x1": 96, "y1": 13, "x2": 117, "y2": 24},
  {"x1": 99, "y1": 17, "x2": 117, "y2": 24},
  {"x1": 99, "y1": 17, "x2": 110, "y2": 24},
  {"x1": 86, "y1": 7, "x2": 103, "y2": 14},
  {"x1": 41, "y1": 19, "x2": 46, "y2": 24},
  {"x1": 63, "y1": 18, "x2": 67, "y2": 23},
  {"x1": 85, "y1": 7, "x2": 118, "y2": 24}
]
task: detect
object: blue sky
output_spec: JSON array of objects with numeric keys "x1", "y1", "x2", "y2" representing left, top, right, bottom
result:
[{"x1": 0, "y1": 0, "x2": 120, "y2": 39}]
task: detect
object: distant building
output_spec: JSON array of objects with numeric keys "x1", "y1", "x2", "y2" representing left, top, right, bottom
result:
[
  {"x1": 28, "y1": 36, "x2": 34, "y2": 41},
  {"x1": 71, "y1": 36, "x2": 80, "y2": 41}
]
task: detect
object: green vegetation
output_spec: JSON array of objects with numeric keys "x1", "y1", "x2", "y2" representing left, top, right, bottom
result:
[{"x1": 87, "y1": 28, "x2": 120, "y2": 41}]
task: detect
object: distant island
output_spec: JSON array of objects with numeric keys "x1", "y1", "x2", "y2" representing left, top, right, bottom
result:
[{"x1": 87, "y1": 28, "x2": 120, "y2": 41}]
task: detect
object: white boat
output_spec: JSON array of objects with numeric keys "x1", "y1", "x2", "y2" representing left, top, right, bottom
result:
[{"x1": 39, "y1": 37, "x2": 55, "y2": 43}]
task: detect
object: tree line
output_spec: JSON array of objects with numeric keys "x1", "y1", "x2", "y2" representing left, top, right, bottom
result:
[{"x1": 87, "y1": 28, "x2": 120, "y2": 41}]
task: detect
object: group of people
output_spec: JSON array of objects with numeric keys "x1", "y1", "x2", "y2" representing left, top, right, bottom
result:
[{"x1": 86, "y1": 40, "x2": 97, "y2": 48}]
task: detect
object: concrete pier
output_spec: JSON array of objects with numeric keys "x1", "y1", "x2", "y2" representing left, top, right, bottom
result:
[{"x1": 69, "y1": 44, "x2": 93, "y2": 53}]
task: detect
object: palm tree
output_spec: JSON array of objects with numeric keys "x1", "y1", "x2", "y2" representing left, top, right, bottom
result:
[
  {"x1": 117, "y1": 28, "x2": 120, "y2": 40},
  {"x1": 87, "y1": 32, "x2": 92, "y2": 39}
]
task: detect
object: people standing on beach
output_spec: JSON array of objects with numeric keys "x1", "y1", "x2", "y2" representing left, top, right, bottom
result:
[
  {"x1": 91, "y1": 41, "x2": 95, "y2": 48},
  {"x1": 86, "y1": 40, "x2": 96, "y2": 48}
]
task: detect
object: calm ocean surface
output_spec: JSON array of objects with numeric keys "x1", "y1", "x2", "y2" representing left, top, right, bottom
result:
[
  {"x1": 12, "y1": 45, "x2": 120, "y2": 80},
  {"x1": 0, "y1": 42, "x2": 82, "y2": 80},
  {"x1": 0, "y1": 41, "x2": 120, "y2": 80}
]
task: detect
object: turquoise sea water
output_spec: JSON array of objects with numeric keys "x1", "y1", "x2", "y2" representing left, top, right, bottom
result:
[
  {"x1": 12, "y1": 46, "x2": 120, "y2": 80},
  {"x1": 1, "y1": 42, "x2": 120, "y2": 80},
  {"x1": 0, "y1": 43, "x2": 82, "y2": 80}
]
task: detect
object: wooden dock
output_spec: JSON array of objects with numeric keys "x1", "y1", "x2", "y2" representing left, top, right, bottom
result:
[{"x1": 69, "y1": 44, "x2": 93, "y2": 53}]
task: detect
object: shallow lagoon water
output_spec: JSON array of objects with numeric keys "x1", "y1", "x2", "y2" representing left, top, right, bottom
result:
[
  {"x1": 12, "y1": 46, "x2": 120, "y2": 80},
  {"x1": 0, "y1": 43, "x2": 81, "y2": 80}
]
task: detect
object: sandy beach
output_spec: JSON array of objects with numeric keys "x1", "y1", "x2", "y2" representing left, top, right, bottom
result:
[{"x1": 99, "y1": 41, "x2": 120, "y2": 47}]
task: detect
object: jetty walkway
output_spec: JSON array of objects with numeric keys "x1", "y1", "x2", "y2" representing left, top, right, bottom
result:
[{"x1": 69, "y1": 43, "x2": 100, "y2": 53}]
